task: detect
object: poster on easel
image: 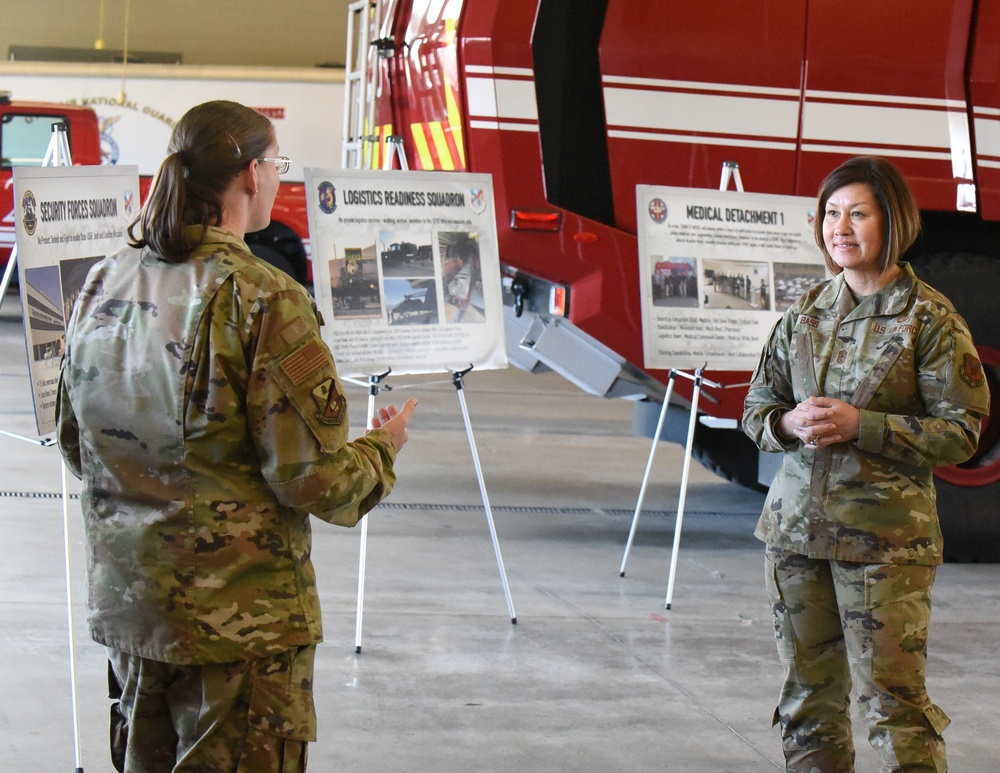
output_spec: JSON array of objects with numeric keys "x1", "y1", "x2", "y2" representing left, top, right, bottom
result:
[
  {"x1": 636, "y1": 185, "x2": 828, "y2": 372},
  {"x1": 305, "y1": 168, "x2": 506, "y2": 376},
  {"x1": 13, "y1": 164, "x2": 140, "y2": 436}
]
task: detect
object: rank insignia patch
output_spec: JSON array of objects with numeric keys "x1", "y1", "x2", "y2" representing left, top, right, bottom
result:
[
  {"x1": 312, "y1": 378, "x2": 347, "y2": 424},
  {"x1": 961, "y1": 353, "x2": 986, "y2": 387}
]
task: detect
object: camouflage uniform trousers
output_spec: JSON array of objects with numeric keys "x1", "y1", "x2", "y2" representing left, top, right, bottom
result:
[
  {"x1": 764, "y1": 548, "x2": 950, "y2": 772},
  {"x1": 107, "y1": 644, "x2": 317, "y2": 773}
]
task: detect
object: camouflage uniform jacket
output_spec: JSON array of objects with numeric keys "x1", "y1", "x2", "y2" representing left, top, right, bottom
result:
[
  {"x1": 743, "y1": 262, "x2": 988, "y2": 565},
  {"x1": 57, "y1": 227, "x2": 398, "y2": 664}
]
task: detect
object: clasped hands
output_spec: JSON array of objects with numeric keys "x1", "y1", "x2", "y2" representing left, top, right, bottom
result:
[{"x1": 778, "y1": 396, "x2": 860, "y2": 450}]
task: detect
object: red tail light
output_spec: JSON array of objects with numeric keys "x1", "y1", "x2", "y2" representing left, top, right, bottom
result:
[{"x1": 510, "y1": 210, "x2": 562, "y2": 232}]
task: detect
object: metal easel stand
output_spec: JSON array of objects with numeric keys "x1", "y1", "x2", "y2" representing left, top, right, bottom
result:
[
  {"x1": 618, "y1": 159, "x2": 750, "y2": 608},
  {"x1": 382, "y1": 135, "x2": 409, "y2": 171},
  {"x1": 719, "y1": 159, "x2": 744, "y2": 193},
  {"x1": 351, "y1": 369, "x2": 391, "y2": 653},
  {"x1": 450, "y1": 365, "x2": 517, "y2": 623},
  {"x1": 0, "y1": 122, "x2": 87, "y2": 772},
  {"x1": 618, "y1": 367, "x2": 732, "y2": 610},
  {"x1": 0, "y1": 242, "x2": 20, "y2": 305},
  {"x1": 349, "y1": 365, "x2": 516, "y2": 654}
]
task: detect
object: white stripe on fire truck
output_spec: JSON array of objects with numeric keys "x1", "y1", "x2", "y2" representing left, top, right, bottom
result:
[
  {"x1": 807, "y1": 88, "x2": 965, "y2": 109},
  {"x1": 604, "y1": 76, "x2": 965, "y2": 110},
  {"x1": 604, "y1": 74, "x2": 799, "y2": 98},
  {"x1": 802, "y1": 102, "x2": 960, "y2": 152},
  {"x1": 799, "y1": 143, "x2": 953, "y2": 161},
  {"x1": 602, "y1": 81, "x2": 967, "y2": 165},
  {"x1": 607, "y1": 129, "x2": 793, "y2": 151},
  {"x1": 603, "y1": 86, "x2": 797, "y2": 140},
  {"x1": 465, "y1": 71, "x2": 974, "y2": 171},
  {"x1": 469, "y1": 120, "x2": 538, "y2": 132},
  {"x1": 464, "y1": 65, "x2": 533, "y2": 78},
  {"x1": 604, "y1": 86, "x2": 958, "y2": 149},
  {"x1": 466, "y1": 76, "x2": 538, "y2": 122},
  {"x1": 973, "y1": 109, "x2": 1000, "y2": 161}
]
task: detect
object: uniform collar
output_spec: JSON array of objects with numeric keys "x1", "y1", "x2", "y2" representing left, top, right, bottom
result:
[
  {"x1": 183, "y1": 225, "x2": 250, "y2": 254},
  {"x1": 814, "y1": 262, "x2": 916, "y2": 319}
]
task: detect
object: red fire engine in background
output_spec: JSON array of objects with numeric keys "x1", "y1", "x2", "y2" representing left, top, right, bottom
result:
[
  {"x1": 1, "y1": 92, "x2": 312, "y2": 287},
  {"x1": 352, "y1": 0, "x2": 1000, "y2": 561},
  {"x1": 0, "y1": 94, "x2": 102, "y2": 275}
]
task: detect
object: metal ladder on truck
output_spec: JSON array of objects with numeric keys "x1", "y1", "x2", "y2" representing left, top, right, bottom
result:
[{"x1": 341, "y1": 0, "x2": 383, "y2": 169}]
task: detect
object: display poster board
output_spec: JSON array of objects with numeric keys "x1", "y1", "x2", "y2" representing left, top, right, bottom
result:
[
  {"x1": 13, "y1": 164, "x2": 140, "y2": 435},
  {"x1": 305, "y1": 168, "x2": 507, "y2": 376},
  {"x1": 636, "y1": 185, "x2": 828, "y2": 372}
]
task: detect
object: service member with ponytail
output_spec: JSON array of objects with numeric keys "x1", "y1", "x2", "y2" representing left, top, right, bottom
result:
[{"x1": 57, "y1": 100, "x2": 417, "y2": 772}]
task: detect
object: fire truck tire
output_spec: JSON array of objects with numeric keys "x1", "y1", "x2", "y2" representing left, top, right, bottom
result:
[
  {"x1": 691, "y1": 425, "x2": 768, "y2": 493},
  {"x1": 631, "y1": 399, "x2": 766, "y2": 492},
  {"x1": 934, "y1": 479, "x2": 1000, "y2": 563},
  {"x1": 909, "y1": 252, "x2": 1000, "y2": 352},
  {"x1": 908, "y1": 252, "x2": 1000, "y2": 563}
]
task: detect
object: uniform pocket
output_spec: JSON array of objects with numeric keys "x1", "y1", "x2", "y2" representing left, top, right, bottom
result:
[
  {"x1": 246, "y1": 647, "x2": 317, "y2": 742},
  {"x1": 764, "y1": 553, "x2": 797, "y2": 663},
  {"x1": 862, "y1": 564, "x2": 936, "y2": 674}
]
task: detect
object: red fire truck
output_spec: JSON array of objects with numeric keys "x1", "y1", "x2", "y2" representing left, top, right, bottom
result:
[
  {"x1": 356, "y1": 0, "x2": 1000, "y2": 561},
  {"x1": 0, "y1": 94, "x2": 102, "y2": 276},
  {"x1": 1, "y1": 91, "x2": 312, "y2": 286}
]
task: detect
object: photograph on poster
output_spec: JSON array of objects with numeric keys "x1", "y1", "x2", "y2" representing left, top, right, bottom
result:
[
  {"x1": 440, "y1": 231, "x2": 485, "y2": 323},
  {"x1": 379, "y1": 230, "x2": 435, "y2": 278},
  {"x1": 385, "y1": 278, "x2": 439, "y2": 325},
  {"x1": 774, "y1": 262, "x2": 828, "y2": 311},
  {"x1": 651, "y1": 257, "x2": 698, "y2": 308},
  {"x1": 22, "y1": 255, "x2": 104, "y2": 363},
  {"x1": 702, "y1": 259, "x2": 771, "y2": 311},
  {"x1": 329, "y1": 245, "x2": 382, "y2": 320},
  {"x1": 22, "y1": 265, "x2": 66, "y2": 363}
]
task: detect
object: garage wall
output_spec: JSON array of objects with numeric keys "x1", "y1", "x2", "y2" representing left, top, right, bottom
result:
[{"x1": 2, "y1": 0, "x2": 353, "y2": 68}]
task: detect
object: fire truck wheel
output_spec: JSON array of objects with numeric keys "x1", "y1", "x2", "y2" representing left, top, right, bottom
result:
[
  {"x1": 631, "y1": 399, "x2": 766, "y2": 492},
  {"x1": 691, "y1": 424, "x2": 768, "y2": 493},
  {"x1": 909, "y1": 252, "x2": 1000, "y2": 563},
  {"x1": 934, "y1": 479, "x2": 1000, "y2": 562}
]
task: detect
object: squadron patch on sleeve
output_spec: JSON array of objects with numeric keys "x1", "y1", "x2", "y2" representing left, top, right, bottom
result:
[
  {"x1": 312, "y1": 378, "x2": 347, "y2": 424},
  {"x1": 961, "y1": 353, "x2": 986, "y2": 387},
  {"x1": 280, "y1": 340, "x2": 326, "y2": 386}
]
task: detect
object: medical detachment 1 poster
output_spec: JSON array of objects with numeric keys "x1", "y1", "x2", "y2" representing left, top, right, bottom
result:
[{"x1": 636, "y1": 185, "x2": 827, "y2": 372}]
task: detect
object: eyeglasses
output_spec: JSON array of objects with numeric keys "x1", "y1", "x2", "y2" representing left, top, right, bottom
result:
[{"x1": 258, "y1": 156, "x2": 291, "y2": 174}]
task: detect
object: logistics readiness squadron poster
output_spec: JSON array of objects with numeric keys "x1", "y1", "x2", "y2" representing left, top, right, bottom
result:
[
  {"x1": 305, "y1": 168, "x2": 506, "y2": 376},
  {"x1": 636, "y1": 185, "x2": 828, "y2": 373},
  {"x1": 14, "y1": 165, "x2": 139, "y2": 435}
]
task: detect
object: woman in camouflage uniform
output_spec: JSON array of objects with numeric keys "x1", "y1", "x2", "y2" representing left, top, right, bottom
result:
[
  {"x1": 57, "y1": 100, "x2": 417, "y2": 772},
  {"x1": 743, "y1": 156, "x2": 989, "y2": 772}
]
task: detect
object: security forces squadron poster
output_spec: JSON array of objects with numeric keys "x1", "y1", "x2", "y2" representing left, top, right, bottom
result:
[
  {"x1": 305, "y1": 168, "x2": 506, "y2": 376},
  {"x1": 13, "y1": 164, "x2": 139, "y2": 436},
  {"x1": 636, "y1": 185, "x2": 827, "y2": 372}
]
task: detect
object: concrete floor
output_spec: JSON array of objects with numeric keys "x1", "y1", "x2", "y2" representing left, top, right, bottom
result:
[{"x1": 2, "y1": 291, "x2": 999, "y2": 772}]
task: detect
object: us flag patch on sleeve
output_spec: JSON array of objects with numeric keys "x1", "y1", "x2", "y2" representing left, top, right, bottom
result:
[{"x1": 280, "y1": 340, "x2": 326, "y2": 386}]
